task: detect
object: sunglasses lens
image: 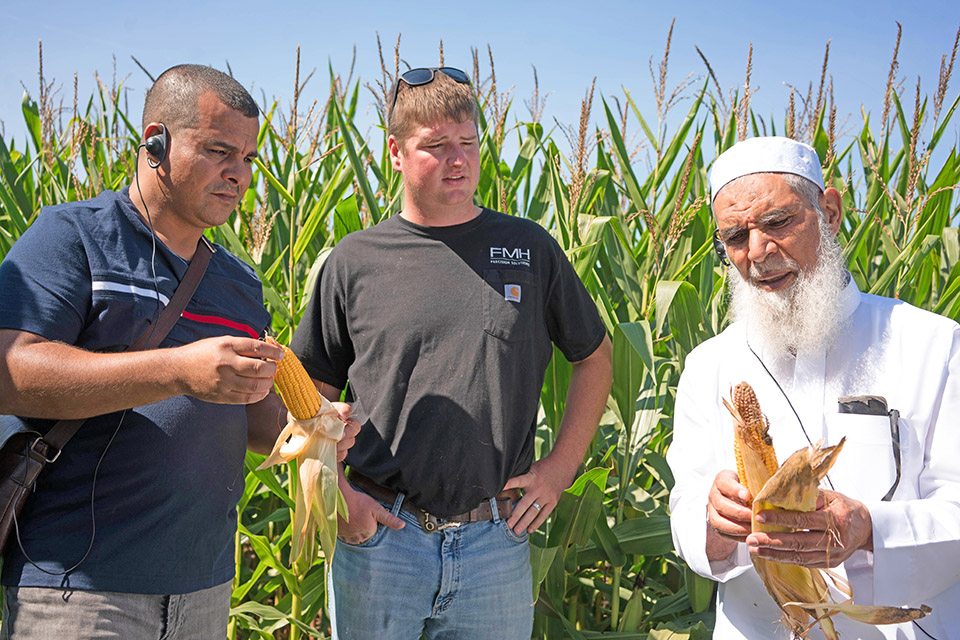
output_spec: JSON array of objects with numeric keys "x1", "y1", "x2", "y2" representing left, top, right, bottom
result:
[
  {"x1": 401, "y1": 68, "x2": 436, "y2": 86},
  {"x1": 438, "y1": 67, "x2": 470, "y2": 84}
]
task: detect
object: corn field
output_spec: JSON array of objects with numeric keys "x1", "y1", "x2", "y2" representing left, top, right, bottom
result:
[{"x1": 1, "y1": 25, "x2": 959, "y2": 639}]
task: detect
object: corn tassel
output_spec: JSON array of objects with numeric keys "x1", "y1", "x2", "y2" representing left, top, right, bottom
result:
[
  {"x1": 724, "y1": 382, "x2": 931, "y2": 638},
  {"x1": 258, "y1": 337, "x2": 348, "y2": 573}
]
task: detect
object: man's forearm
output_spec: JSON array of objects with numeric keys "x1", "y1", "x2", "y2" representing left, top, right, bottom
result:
[
  {"x1": 0, "y1": 329, "x2": 280, "y2": 419},
  {"x1": 706, "y1": 522, "x2": 740, "y2": 562},
  {"x1": 549, "y1": 336, "x2": 613, "y2": 476},
  {"x1": 245, "y1": 392, "x2": 285, "y2": 454},
  {"x1": 0, "y1": 330, "x2": 190, "y2": 418}
]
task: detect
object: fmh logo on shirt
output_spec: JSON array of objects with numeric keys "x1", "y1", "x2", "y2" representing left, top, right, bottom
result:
[{"x1": 490, "y1": 246, "x2": 531, "y2": 267}]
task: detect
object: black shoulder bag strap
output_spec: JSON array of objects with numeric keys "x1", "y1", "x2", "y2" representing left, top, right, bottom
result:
[{"x1": 40, "y1": 236, "x2": 215, "y2": 456}]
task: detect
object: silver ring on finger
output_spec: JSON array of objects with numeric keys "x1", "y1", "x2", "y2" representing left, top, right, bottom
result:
[{"x1": 533, "y1": 502, "x2": 542, "y2": 511}]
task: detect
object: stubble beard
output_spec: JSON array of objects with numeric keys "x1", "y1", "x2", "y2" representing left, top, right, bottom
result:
[{"x1": 728, "y1": 218, "x2": 849, "y2": 356}]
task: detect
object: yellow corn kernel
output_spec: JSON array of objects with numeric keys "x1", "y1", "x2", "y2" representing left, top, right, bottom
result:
[{"x1": 267, "y1": 337, "x2": 322, "y2": 420}]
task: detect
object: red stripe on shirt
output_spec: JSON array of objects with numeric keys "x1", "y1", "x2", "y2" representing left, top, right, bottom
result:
[{"x1": 181, "y1": 311, "x2": 259, "y2": 339}]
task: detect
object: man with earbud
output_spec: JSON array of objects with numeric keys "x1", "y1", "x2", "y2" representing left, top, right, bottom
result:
[
  {"x1": 0, "y1": 64, "x2": 358, "y2": 639},
  {"x1": 667, "y1": 136, "x2": 960, "y2": 639}
]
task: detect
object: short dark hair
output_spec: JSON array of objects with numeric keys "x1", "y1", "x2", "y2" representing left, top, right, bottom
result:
[{"x1": 142, "y1": 64, "x2": 258, "y2": 132}]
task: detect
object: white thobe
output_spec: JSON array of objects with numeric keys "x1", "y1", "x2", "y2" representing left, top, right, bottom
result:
[{"x1": 668, "y1": 277, "x2": 960, "y2": 639}]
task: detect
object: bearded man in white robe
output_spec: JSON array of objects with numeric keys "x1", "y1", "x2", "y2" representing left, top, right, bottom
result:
[{"x1": 667, "y1": 136, "x2": 960, "y2": 639}]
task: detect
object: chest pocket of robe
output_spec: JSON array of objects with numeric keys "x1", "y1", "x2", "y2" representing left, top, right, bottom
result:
[
  {"x1": 481, "y1": 269, "x2": 539, "y2": 343},
  {"x1": 824, "y1": 413, "x2": 906, "y2": 501}
]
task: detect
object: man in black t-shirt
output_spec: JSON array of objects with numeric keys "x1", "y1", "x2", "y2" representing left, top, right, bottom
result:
[{"x1": 291, "y1": 67, "x2": 612, "y2": 639}]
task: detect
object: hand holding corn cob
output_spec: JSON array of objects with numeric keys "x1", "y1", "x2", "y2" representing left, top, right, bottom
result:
[
  {"x1": 257, "y1": 337, "x2": 349, "y2": 569},
  {"x1": 723, "y1": 381, "x2": 930, "y2": 639},
  {"x1": 747, "y1": 488, "x2": 874, "y2": 569},
  {"x1": 705, "y1": 469, "x2": 754, "y2": 555}
]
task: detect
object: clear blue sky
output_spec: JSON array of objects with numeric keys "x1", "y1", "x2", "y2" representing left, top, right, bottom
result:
[{"x1": 2, "y1": 0, "x2": 959, "y2": 161}]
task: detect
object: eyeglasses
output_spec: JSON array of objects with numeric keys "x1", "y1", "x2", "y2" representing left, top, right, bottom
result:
[{"x1": 388, "y1": 67, "x2": 471, "y2": 120}]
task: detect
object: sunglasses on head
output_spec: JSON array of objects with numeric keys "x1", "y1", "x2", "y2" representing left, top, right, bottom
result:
[{"x1": 389, "y1": 67, "x2": 471, "y2": 120}]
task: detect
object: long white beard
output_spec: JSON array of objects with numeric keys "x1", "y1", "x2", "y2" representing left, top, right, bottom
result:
[{"x1": 728, "y1": 220, "x2": 849, "y2": 356}]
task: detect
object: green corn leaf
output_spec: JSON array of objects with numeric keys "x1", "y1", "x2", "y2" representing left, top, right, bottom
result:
[
  {"x1": 21, "y1": 92, "x2": 42, "y2": 155},
  {"x1": 590, "y1": 511, "x2": 626, "y2": 567},
  {"x1": 930, "y1": 92, "x2": 960, "y2": 151},
  {"x1": 529, "y1": 543, "x2": 559, "y2": 603},
  {"x1": 229, "y1": 601, "x2": 324, "y2": 637},
  {"x1": 245, "y1": 452, "x2": 296, "y2": 509},
  {"x1": 624, "y1": 88, "x2": 659, "y2": 151},
  {"x1": 333, "y1": 193, "x2": 362, "y2": 243},
  {"x1": 254, "y1": 158, "x2": 297, "y2": 208},
  {"x1": 548, "y1": 481, "x2": 604, "y2": 550},
  {"x1": 238, "y1": 523, "x2": 297, "y2": 593},
  {"x1": 603, "y1": 97, "x2": 649, "y2": 216},
  {"x1": 577, "y1": 515, "x2": 672, "y2": 564},
  {"x1": 333, "y1": 99, "x2": 381, "y2": 224},
  {"x1": 684, "y1": 565, "x2": 715, "y2": 613},
  {"x1": 612, "y1": 322, "x2": 653, "y2": 431},
  {"x1": 644, "y1": 449, "x2": 675, "y2": 491},
  {"x1": 647, "y1": 591, "x2": 693, "y2": 622},
  {"x1": 648, "y1": 620, "x2": 711, "y2": 639},
  {"x1": 541, "y1": 344, "x2": 573, "y2": 434}
]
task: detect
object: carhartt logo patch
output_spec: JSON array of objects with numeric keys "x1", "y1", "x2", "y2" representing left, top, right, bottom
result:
[{"x1": 504, "y1": 284, "x2": 522, "y2": 302}]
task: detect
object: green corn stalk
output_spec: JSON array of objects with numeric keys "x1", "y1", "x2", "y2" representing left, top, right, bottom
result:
[{"x1": 2, "y1": 32, "x2": 958, "y2": 638}]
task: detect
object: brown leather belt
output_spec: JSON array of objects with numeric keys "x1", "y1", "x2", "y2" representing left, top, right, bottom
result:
[{"x1": 348, "y1": 471, "x2": 519, "y2": 533}]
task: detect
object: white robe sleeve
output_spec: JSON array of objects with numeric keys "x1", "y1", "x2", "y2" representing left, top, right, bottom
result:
[
  {"x1": 667, "y1": 344, "x2": 752, "y2": 583},
  {"x1": 867, "y1": 325, "x2": 960, "y2": 606}
]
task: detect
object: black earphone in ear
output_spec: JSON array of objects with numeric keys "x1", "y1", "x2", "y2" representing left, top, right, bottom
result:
[
  {"x1": 712, "y1": 229, "x2": 730, "y2": 266},
  {"x1": 144, "y1": 123, "x2": 168, "y2": 168}
]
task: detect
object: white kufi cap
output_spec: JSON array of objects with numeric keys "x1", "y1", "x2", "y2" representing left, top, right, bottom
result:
[{"x1": 709, "y1": 137, "x2": 824, "y2": 202}]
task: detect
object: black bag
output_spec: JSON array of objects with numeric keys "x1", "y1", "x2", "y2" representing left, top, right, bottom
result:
[
  {"x1": 0, "y1": 416, "x2": 83, "y2": 554},
  {"x1": 0, "y1": 237, "x2": 213, "y2": 556}
]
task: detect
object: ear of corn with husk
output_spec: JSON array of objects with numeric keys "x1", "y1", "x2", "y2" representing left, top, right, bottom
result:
[
  {"x1": 258, "y1": 336, "x2": 349, "y2": 572},
  {"x1": 724, "y1": 381, "x2": 931, "y2": 639}
]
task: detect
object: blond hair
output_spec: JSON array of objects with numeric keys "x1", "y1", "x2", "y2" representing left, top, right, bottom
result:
[{"x1": 388, "y1": 71, "x2": 479, "y2": 146}]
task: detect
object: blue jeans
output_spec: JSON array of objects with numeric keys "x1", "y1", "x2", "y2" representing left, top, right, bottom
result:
[
  {"x1": 0, "y1": 580, "x2": 231, "y2": 639},
  {"x1": 330, "y1": 491, "x2": 534, "y2": 640}
]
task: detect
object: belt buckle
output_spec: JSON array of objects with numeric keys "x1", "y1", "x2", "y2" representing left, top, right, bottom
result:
[{"x1": 417, "y1": 510, "x2": 461, "y2": 533}]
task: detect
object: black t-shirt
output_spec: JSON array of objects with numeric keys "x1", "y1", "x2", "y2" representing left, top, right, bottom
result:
[{"x1": 291, "y1": 209, "x2": 605, "y2": 516}]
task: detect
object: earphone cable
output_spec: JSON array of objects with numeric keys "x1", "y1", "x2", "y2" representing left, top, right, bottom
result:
[{"x1": 745, "y1": 338, "x2": 835, "y2": 491}]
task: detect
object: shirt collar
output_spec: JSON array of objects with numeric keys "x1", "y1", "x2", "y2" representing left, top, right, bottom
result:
[{"x1": 839, "y1": 271, "x2": 861, "y2": 323}]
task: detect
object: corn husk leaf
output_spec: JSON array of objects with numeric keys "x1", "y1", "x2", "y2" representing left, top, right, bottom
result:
[
  {"x1": 747, "y1": 439, "x2": 845, "y2": 640},
  {"x1": 726, "y1": 382, "x2": 932, "y2": 639},
  {"x1": 257, "y1": 395, "x2": 348, "y2": 569},
  {"x1": 753, "y1": 441, "x2": 845, "y2": 513},
  {"x1": 783, "y1": 600, "x2": 932, "y2": 625}
]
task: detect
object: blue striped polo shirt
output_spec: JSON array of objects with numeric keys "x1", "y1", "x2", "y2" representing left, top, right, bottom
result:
[{"x1": 0, "y1": 187, "x2": 271, "y2": 594}]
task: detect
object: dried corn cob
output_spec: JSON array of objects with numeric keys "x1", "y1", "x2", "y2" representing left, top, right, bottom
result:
[
  {"x1": 730, "y1": 382, "x2": 779, "y2": 489},
  {"x1": 724, "y1": 382, "x2": 930, "y2": 638}
]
